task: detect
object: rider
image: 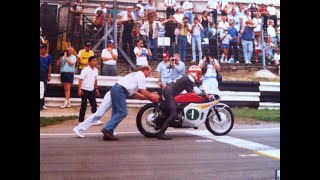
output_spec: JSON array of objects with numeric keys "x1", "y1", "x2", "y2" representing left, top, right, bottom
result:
[{"x1": 157, "y1": 65, "x2": 207, "y2": 140}]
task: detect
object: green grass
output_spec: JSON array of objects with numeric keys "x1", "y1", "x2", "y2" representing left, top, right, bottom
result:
[
  {"x1": 232, "y1": 108, "x2": 280, "y2": 122},
  {"x1": 40, "y1": 116, "x2": 78, "y2": 127}
]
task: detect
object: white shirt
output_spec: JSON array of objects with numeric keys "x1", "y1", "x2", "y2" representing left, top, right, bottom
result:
[
  {"x1": 101, "y1": 48, "x2": 118, "y2": 65},
  {"x1": 267, "y1": 26, "x2": 276, "y2": 38},
  {"x1": 218, "y1": 21, "x2": 229, "y2": 30},
  {"x1": 252, "y1": 17, "x2": 262, "y2": 32},
  {"x1": 182, "y1": 1, "x2": 193, "y2": 13},
  {"x1": 134, "y1": 47, "x2": 149, "y2": 66},
  {"x1": 191, "y1": 24, "x2": 203, "y2": 36},
  {"x1": 274, "y1": 53, "x2": 280, "y2": 61},
  {"x1": 267, "y1": 6, "x2": 277, "y2": 16},
  {"x1": 117, "y1": 71, "x2": 146, "y2": 96},
  {"x1": 207, "y1": 0, "x2": 218, "y2": 10},
  {"x1": 79, "y1": 66, "x2": 98, "y2": 91},
  {"x1": 173, "y1": 13, "x2": 184, "y2": 24},
  {"x1": 94, "y1": 7, "x2": 107, "y2": 14},
  {"x1": 165, "y1": 0, "x2": 176, "y2": 7},
  {"x1": 136, "y1": 4, "x2": 144, "y2": 17}
]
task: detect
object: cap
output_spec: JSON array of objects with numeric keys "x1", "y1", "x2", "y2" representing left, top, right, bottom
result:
[
  {"x1": 85, "y1": 42, "x2": 91, "y2": 46},
  {"x1": 163, "y1": 52, "x2": 170, "y2": 59},
  {"x1": 107, "y1": 40, "x2": 114, "y2": 45},
  {"x1": 159, "y1": 15, "x2": 165, "y2": 19},
  {"x1": 40, "y1": 44, "x2": 47, "y2": 49}
]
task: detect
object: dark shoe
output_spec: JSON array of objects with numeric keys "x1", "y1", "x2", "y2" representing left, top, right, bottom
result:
[
  {"x1": 101, "y1": 128, "x2": 118, "y2": 141},
  {"x1": 157, "y1": 134, "x2": 172, "y2": 140}
]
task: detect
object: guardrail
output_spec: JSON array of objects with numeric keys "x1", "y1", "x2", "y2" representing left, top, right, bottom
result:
[{"x1": 44, "y1": 74, "x2": 280, "y2": 109}]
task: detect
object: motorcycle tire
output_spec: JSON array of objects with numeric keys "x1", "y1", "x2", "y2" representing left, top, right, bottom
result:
[
  {"x1": 136, "y1": 103, "x2": 160, "y2": 138},
  {"x1": 205, "y1": 105, "x2": 234, "y2": 136}
]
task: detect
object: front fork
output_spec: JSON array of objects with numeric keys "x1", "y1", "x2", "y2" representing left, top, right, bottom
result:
[{"x1": 211, "y1": 103, "x2": 229, "y2": 122}]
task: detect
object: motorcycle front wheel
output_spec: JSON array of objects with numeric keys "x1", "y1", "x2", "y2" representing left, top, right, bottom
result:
[
  {"x1": 205, "y1": 104, "x2": 234, "y2": 136},
  {"x1": 136, "y1": 103, "x2": 161, "y2": 138}
]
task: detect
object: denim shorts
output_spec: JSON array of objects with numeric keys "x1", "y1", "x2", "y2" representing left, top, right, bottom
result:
[
  {"x1": 60, "y1": 72, "x2": 74, "y2": 83},
  {"x1": 222, "y1": 44, "x2": 229, "y2": 49}
]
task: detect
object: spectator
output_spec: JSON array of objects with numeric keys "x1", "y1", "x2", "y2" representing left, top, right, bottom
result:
[
  {"x1": 277, "y1": 25, "x2": 280, "y2": 46},
  {"x1": 92, "y1": 9, "x2": 106, "y2": 32},
  {"x1": 218, "y1": 16, "x2": 229, "y2": 36},
  {"x1": 157, "y1": 15, "x2": 166, "y2": 37},
  {"x1": 94, "y1": 1, "x2": 107, "y2": 15},
  {"x1": 56, "y1": 46, "x2": 77, "y2": 108},
  {"x1": 101, "y1": 40, "x2": 118, "y2": 76},
  {"x1": 134, "y1": 39, "x2": 152, "y2": 67},
  {"x1": 177, "y1": 16, "x2": 192, "y2": 62},
  {"x1": 235, "y1": 3, "x2": 245, "y2": 18},
  {"x1": 274, "y1": 48, "x2": 280, "y2": 75},
  {"x1": 248, "y1": 2, "x2": 259, "y2": 19},
  {"x1": 259, "y1": 37, "x2": 276, "y2": 64},
  {"x1": 224, "y1": 2, "x2": 234, "y2": 15},
  {"x1": 40, "y1": 44, "x2": 52, "y2": 110},
  {"x1": 267, "y1": 19, "x2": 278, "y2": 49},
  {"x1": 258, "y1": 3, "x2": 268, "y2": 30},
  {"x1": 145, "y1": 0, "x2": 157, "y2": 20},
  {"x1": 136, "y1": 0, "x2": 145, "y2": 18},
  {"x1": 190, "y1": 16, "x2": 204, "y2": 63},
  {"x1": 182, "y1": 0, "x2": 193, "y2": 24},
  {"x1": 200, "y1": 11, "x2": 211, "y2": 42},
  {"x1": 171, "y1": 53, "x2": 186, "y2": 80},
  {"x1": 208, "y1": 22, "x2": 218, "y2": 59},
  {"x1": 228, "y1": 21, "x2": 240, "y2": 63},
  {"x1": 76, "y1": 42, "x2": 94, "y2": 74},
  {"x1": 240, "y1": 9, "x2": 252, "y2": 31},
  {"x1": 220, "y1": 28, "x2": 232, "y2": 63},
  {"x1": 267, "y1": 4, "x2": 277, "y2": 28},
  {"x1": 70, "y1": 0, "x2": 84, "y2": 36},
  {"x1": 164, "y1": 0, "x2": 176, "y2": 19},
  {"x1": 156, "y1": 52, "x2": 174, "y2": 89},
  {"x1": 240, "y1": 20, "x2": 256, "y2": 64},
  {"x1": 101, "y1": 66, "x2": 160, "y2": 141},
  {"x1": 131, "y1": 5, "x2": 143, "y2": 24},
  {"x1": 206, "y1": 0, "x2": 219, "y2": 25},
  {"x1": 108, "y1": 4, "x2": 121, "y2": 28},
  {"x1": 164, "y1": 15, "x2": 178, "y2": 56},
  {"x1": 253, "y1": 34, "x2": 262, "y2": 63},
  {"x1": 119, "y1": 14, "x2": 135, "y2": 60},
  {"x1": 78, "y1": 56, "x2": 100, "y2": 123},
  {"x1": 173, "y1": 8, "x2": 184, "y2": 24},
  {"x1": 252, "y1": 13, "x2": 262, "y2": 37},
  {"x1": 140, "y1": 13, "x2": 160, "y2": 61},
  {"x1": 227, "y1": 9, "x2": 240, "y2": 32},
  {"x1": 198, "y1": 52, "x2": 220, "y2": 95}
]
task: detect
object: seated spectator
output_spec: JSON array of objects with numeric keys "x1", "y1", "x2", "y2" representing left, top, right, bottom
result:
[{"x1": 259, "y1": 37, "x2": 276, "y2": 64}]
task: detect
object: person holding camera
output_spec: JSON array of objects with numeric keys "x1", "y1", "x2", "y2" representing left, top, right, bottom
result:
[
  {"x1": 134, "y1": 39, "x2": 152, "y2": 68},
  {"x1": 156, "y1": 52, "x2": 174, "y2": 89},
  {"x1": 198, "y1": 52, "x2": 221, "y2": 95},
  {"x1": 177, "y1": 16, "x2": 192, "y2": 62},
  {"x1": 190, "y1": 16, "x2": 204, "y2": 63},
  {"x1": 171, "y1": 53, "x2": 186, "y2": 80}
]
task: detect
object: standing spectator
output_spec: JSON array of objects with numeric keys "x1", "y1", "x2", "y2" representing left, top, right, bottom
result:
[
  {"x1": 190, "y1": 16, "x2": 204, "y2": 63},
  {"x1": 134, "y1": 39, "x2": 152, "y2": 67},
  {"x1": 70, "y1": 0, "x2": 84, "y2": 36},
  {"x1": 101, "y1": 40, "x2": 118, "y2": 76},
  {"x1": 228, "y1": 21, "x2": 239, "y2": 63},
  {"x1": 78, "y1": 56, "x2": 100, "y2": 123},
  {"x1": 177, "y1": 16, "x2": 192, "y2": 62},
  {"x1": 164, "y1": 0, "x2": 176, "y2": 19},
  {"x1": 119, "y1": 15, "x2": 135, "y2": 60},
  {"x1": 156, "y1": 52, "x2": 174, "y2": 89},
  {"x1": 267, "y1": 4, "x2": 277, "y2": 28},
  {"x1": 200, "y1": 11, "x2": 211, "y2": 42},
  {"x1": 101, "y1": 66, "x2": 160, "y2": 141},
  {"x1": 40, "y1": 44, "x2": 52, "y2": 110},
  {"x1": 258, "y1": 3, "x2": 268, "y2": 31},
  {"x1": 57, "y1": 46, "x2": 77, "y2": 108},
  {"x1": 253, "y1": 34, "x2": 262, "y2": 62},
  {"x1": 108, "y1": 4, "x2": 121, "y2": 27},
  {"x1": 140, "y1": 14, "x2": 159, "y2": 61},
  {"x1": 164, "y1": 15, "x2": 178, "y2": 56},
  {"x1": 252, "y1": 13, "x2": 262, "y2": 37},
  {"x1": 136, "y1": 0, "x2": 145, "y2": 18},
  {"x1": 241, "y1": 20, "x2": 256, "y2": 64},
  {"x1": 206, "y1": 0, "x2": 219, "y2": 25},
  {"x1": 157, "y1": 15, "x2": 166, "y2": 37},
  {"x1": 218, "y1": 16, "x2": 229, "y2": 36},
  {"x1": 94, "y1": 1, "x2": 107, "y2": 15},
  {"x1": 198, "y1": 52, "x2": 220, "y2": 95},
  {"x1": 240, "y1": 10, "x2": 252, "y2": 32},
  {"x1": 208, "y1": 22, "x2": 218, "y2": 59},
  {"x1": 248, "y1": 3, "x2": 259, "y2": 19},
  {"x1": 173, "y1": 8, "x2": 184, "y2": 24},
  {"x1": 235, "y1": 3, "x2": 245, "y2": 18},
  {"x1": 220, "y1": 28, "x2": 232, "y2": 63},
  {"x1": 131, "y1": 5, "x2": 143, "y2": 24},
  {"x1": 224, "y1": 2, "x2": 234, "y2": 15},
  {"x1": 76, "y1": 42, "x2": 94, "y2": 74},
  {"x1": 227, "y1": 9, "x2": 240, "y2": 32},
  {"x1": 171, "y1": 53, "x2": 186, "y2": 80},
  {"x1": 182, "y1": 0, "x2": 194, "y2": 24},
  {"x1": 144, "y1": 0, "x2": 157, "y2": 20},
  {"x1": 267, "y1": 20, "x2": 278, "y2": 49}
]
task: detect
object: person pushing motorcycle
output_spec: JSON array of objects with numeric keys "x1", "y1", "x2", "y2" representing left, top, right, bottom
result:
[{"x1": 157, "y1": 65, "x2": 207, "y2": 140}]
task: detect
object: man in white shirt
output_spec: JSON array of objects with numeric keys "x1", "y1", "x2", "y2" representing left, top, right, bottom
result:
[
  {"x1": 267, "y1": 4, "x2": 278, "y2": 28},
  {"x1": 94, "y1": 1, "x2": 107, "y2": 15},
  {"x1": 182, "y1": 0, "x2": 193, "y2": 24},
  {"x1": 101, "y1": 40, "x2": 118, "y2": 76},
  {"x1": 134, "y1": 39, "x2": 152, "y2": 67},
  {"x1": 206, "y1": 0, "x2": 219, "y2": 25}
]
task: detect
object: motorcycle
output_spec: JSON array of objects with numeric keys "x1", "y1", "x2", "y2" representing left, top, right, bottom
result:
[{"x1": 136, "y1": 92, "x2": 234, "y2": 137}]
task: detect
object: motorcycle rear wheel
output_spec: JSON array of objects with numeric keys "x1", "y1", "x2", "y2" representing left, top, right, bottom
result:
[
  {"x1": 136, "y1": 103, "x2": 161, "y2": 138},
  {"x1": 205, "y1": 105, "x2": 234, "y2": 136}
]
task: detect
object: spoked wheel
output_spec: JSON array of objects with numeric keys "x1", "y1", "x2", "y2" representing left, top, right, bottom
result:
[
  {"x1": 205, "y1": 104, "x2": 234, "y2": 136},
  {"x1": 136, "y1": 103, "x2": 161, "y2": 138}
]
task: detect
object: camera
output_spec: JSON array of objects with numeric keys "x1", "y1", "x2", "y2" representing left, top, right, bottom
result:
[{"x1": 170, "y1": 57, "x2": 176, "y2": 62}]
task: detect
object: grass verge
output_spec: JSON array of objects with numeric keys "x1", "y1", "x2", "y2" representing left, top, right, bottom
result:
[
  {"x1": 40, "y1": 116, "x2": 78, "y2": 127},
  {"x1": 232, "y1": 108, "x2": 280, "y2": 122}
]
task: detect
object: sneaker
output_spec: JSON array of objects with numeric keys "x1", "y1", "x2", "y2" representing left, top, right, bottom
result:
[
  {"x1": 93, "y1": 120, "x2": 103, "y2": 126},
  {"x1": 60, "y1": 101, "x2": 68, "y2": 109},
  {"x1": 67, "y1": 100, "x2": 72, "y2": 108},
  {"x1": 42, "y1": 105, "x2": 47, "y2": 110},
  {"x1": 73, "y1": 126, "x2": 85, "y2": 138}
]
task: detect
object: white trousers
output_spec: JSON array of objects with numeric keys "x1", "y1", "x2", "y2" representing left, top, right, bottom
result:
[{"x1": 77, "y1": 91, "x2": 112, "y2": 132}]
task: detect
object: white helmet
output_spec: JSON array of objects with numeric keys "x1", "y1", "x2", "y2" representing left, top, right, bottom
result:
[{"x1": 187, "y1": 65, "x2": 202, "y2": 83}]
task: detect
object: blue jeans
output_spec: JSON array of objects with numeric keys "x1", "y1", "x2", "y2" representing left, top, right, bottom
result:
[
  {"x1": 178, "y1": 35, "x2": 187, "y2": 62},
  {"x1": 192, "y1": 35, "x2": 202, "y2": 62},
  {"x1": 148, "y1": 38, "x2": 158, "y2": 60},
  {"x1": 241, "y1": 39, "x2": 253, "y2": 63},
  {"x1": 104, "y1": 83, "x2": 128, "y2": 133},
  {"x1": 201, "y1": 27, "x2": 208, "y2": 41},
  {"x1": 102, "y1": 64, "x2": 117, "y2": 76},
  {"x1": 184, "y1": 12, "x2": 193, "y2": 24}
]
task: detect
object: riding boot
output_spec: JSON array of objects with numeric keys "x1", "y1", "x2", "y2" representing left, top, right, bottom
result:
[{"x1": 157, "y1": 119, "x2": 172, "y2": 140}]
